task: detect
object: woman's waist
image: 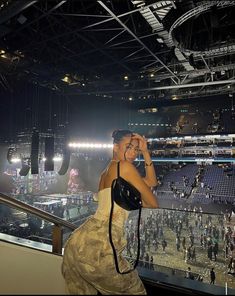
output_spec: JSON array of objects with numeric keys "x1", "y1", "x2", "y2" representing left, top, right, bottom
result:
[
  {"x1": 67, "y1": 216, "x2": 127, "y2": 254},
  {"x1": 93, "y1": 209, "x2": 128, "y2": 228}
]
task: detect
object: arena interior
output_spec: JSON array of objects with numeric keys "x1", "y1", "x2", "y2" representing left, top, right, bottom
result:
[{"x1": 0, "y1": 0, "x2": 235, "y2": 294}]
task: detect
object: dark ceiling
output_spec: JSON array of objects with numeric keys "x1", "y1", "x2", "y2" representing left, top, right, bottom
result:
[{"x1": 0, "y1": 0, "x2": 235, "y2": 104}]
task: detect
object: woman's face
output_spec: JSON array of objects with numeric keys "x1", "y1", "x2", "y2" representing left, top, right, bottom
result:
[{"x1": 116, "y1": 135, "x2": 139, "y2": 162}]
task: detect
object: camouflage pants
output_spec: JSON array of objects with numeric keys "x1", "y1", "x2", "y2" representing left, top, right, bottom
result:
[{"x1": 61, "y1": 216, "x2": 146, "y2": 295}]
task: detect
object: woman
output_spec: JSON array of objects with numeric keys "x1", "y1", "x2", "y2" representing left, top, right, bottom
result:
[{"x1": 62, "y1": 129, "x2": 159, "y2": 295}]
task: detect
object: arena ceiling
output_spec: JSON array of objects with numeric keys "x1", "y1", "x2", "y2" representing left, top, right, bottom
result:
[{"x1": 0, "y1": 0, "x2": 235, "y2": 103}]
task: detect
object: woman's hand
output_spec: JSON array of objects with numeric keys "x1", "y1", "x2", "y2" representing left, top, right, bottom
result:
[
  {"x1": 132, "y1": 133, "x2": 158, "y2": 187},
  {"x1": 132, "y1": 133, "x2": 148, "y2": 153}
]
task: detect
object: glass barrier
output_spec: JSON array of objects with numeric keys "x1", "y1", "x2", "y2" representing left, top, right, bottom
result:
[
  {"x1": 0, "y1": 192, "x2": 98, "y2": 246},
  {"x1": 124, "y1": 208, "x2": 235, "y2": 292},
  {"x1": 1, "y1": 198, "x2": 234, "y2": 294}
]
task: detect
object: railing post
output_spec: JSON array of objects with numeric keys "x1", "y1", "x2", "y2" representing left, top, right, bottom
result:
[{"x1": 52, "y1": 224, "x2": 63, "y2": 254}]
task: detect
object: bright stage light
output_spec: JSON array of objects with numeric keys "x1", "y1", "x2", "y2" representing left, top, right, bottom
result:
[
  {"x1": 11, "y1": 157, "x2": 21, "y2": 163},
  {"x1": 53, "y1": 156, "x2": 62, "y2": 162},
  {"x1": 42, "y1": 156, "x2": 62, "y2": 161},
  {"x1": 68, "y1": 142, "x2": 113, "y2": 149}
]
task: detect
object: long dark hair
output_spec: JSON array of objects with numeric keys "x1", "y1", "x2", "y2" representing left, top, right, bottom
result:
[
  {"x1": 112, "y1": 129, "x2": 133, "y2": 144},
  {"x1": 112, "y1": 129, "x2": 141, "y2": 164}
]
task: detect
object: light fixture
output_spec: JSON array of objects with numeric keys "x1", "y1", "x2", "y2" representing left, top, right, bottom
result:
[
  {"x1": 11, "y1": 157, "x2": 21, "y2": 163},
  {"x1": 68, "y1": 142, "x2": 113, "y2": 149},
  {"x1": 61, "y1": 75, "x2": 70, "y2": 83},
  {"x1": 156, "y1": 37, "x2": 164, "y2": 43}
]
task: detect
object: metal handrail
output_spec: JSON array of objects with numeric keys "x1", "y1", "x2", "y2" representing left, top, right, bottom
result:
[{"x1": 0, "y1": 192, "x2": 77, "y2": 254}]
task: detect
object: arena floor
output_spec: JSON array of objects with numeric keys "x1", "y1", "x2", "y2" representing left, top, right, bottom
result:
[{"x1": 130, "y1": 208, "x2": 235, "y2": 291}]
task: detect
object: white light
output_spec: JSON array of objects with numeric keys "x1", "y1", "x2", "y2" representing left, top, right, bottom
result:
[
  {"x1": 53, "y1": 156, "x2": 62, "y2": 162},
  {"x1": 68, "y1": 143, "x2": 75, "y2": 147},
  {"x1": 68, "y1": 142, "x2": 113, "y2": 149},
  {"x1": 156, "y1": 37, "x2": 164, "y2": 43},
  {"x1": 11, "y1": 158, "x2": 21, "y2": 163},
  {"x1": 42, "y1": 156, "x2": 65, "y2": 162}
]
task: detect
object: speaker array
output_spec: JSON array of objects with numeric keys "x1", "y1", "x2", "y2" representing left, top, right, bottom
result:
[
  {"x1": 7, "y1": 132, "x2": 69, "y2": 175},
  {"x1": 30, "y1": 130, "x2": 39, "y2": 174},
  {"x1": 44, "y1": 136, "x2": 54, "y2": 171},
  {"x1": 58, "y1": 147, "x2": 70, "y2": 175},
  {"x1": 19, "y1": 162, "x2": 30, "y2": 176}
]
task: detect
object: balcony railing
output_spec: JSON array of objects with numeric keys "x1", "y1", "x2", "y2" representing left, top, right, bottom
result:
[{"x1": 0, "y1": 192, "x2": 77, "y2": 254}]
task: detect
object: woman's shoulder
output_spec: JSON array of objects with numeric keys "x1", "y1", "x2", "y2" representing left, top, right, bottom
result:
[
  {"x1": 119, "y1": 159, "x2": 135, "y2": 168},
  {"x1": 119, "y1": 160, "x2": 137, "y2": 173},
  {"x1": 118, "y1": 161, "x2": 140, "y2": 183},
  {"x1": 100, "y1": 160, "x2": 137, "y2": 182},
  {"x1": 104, "y1": 160, "x2": 134, "y2": 173}
]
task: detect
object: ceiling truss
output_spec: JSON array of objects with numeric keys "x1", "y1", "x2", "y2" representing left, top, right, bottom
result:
[{"x1": 0, "y1": 0, "x2": 234, "y2": 103}]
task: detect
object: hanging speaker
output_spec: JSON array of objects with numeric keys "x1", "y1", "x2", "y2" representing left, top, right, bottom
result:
[
  {"x1": 7, "y1": 147, "x2": 15, "y2": 164},
  {"x1": 19, "y1": 164, "x2": 30, "y2": 176},
  {"x1": 19, "y1": 158, "x2": 30, "y2": 176},
  {"x1": 31, "y1": 130, "x2": 39, "y2": 174},
  {"x1": 44, "y1": 136, "x2": 54, "y2": 171},
  {"x1": 58, "y1": 148, "x2": 70, "y2": 175},
  {"x1": 58, "y1": 130, "x2": 70, "y2": 175}
]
